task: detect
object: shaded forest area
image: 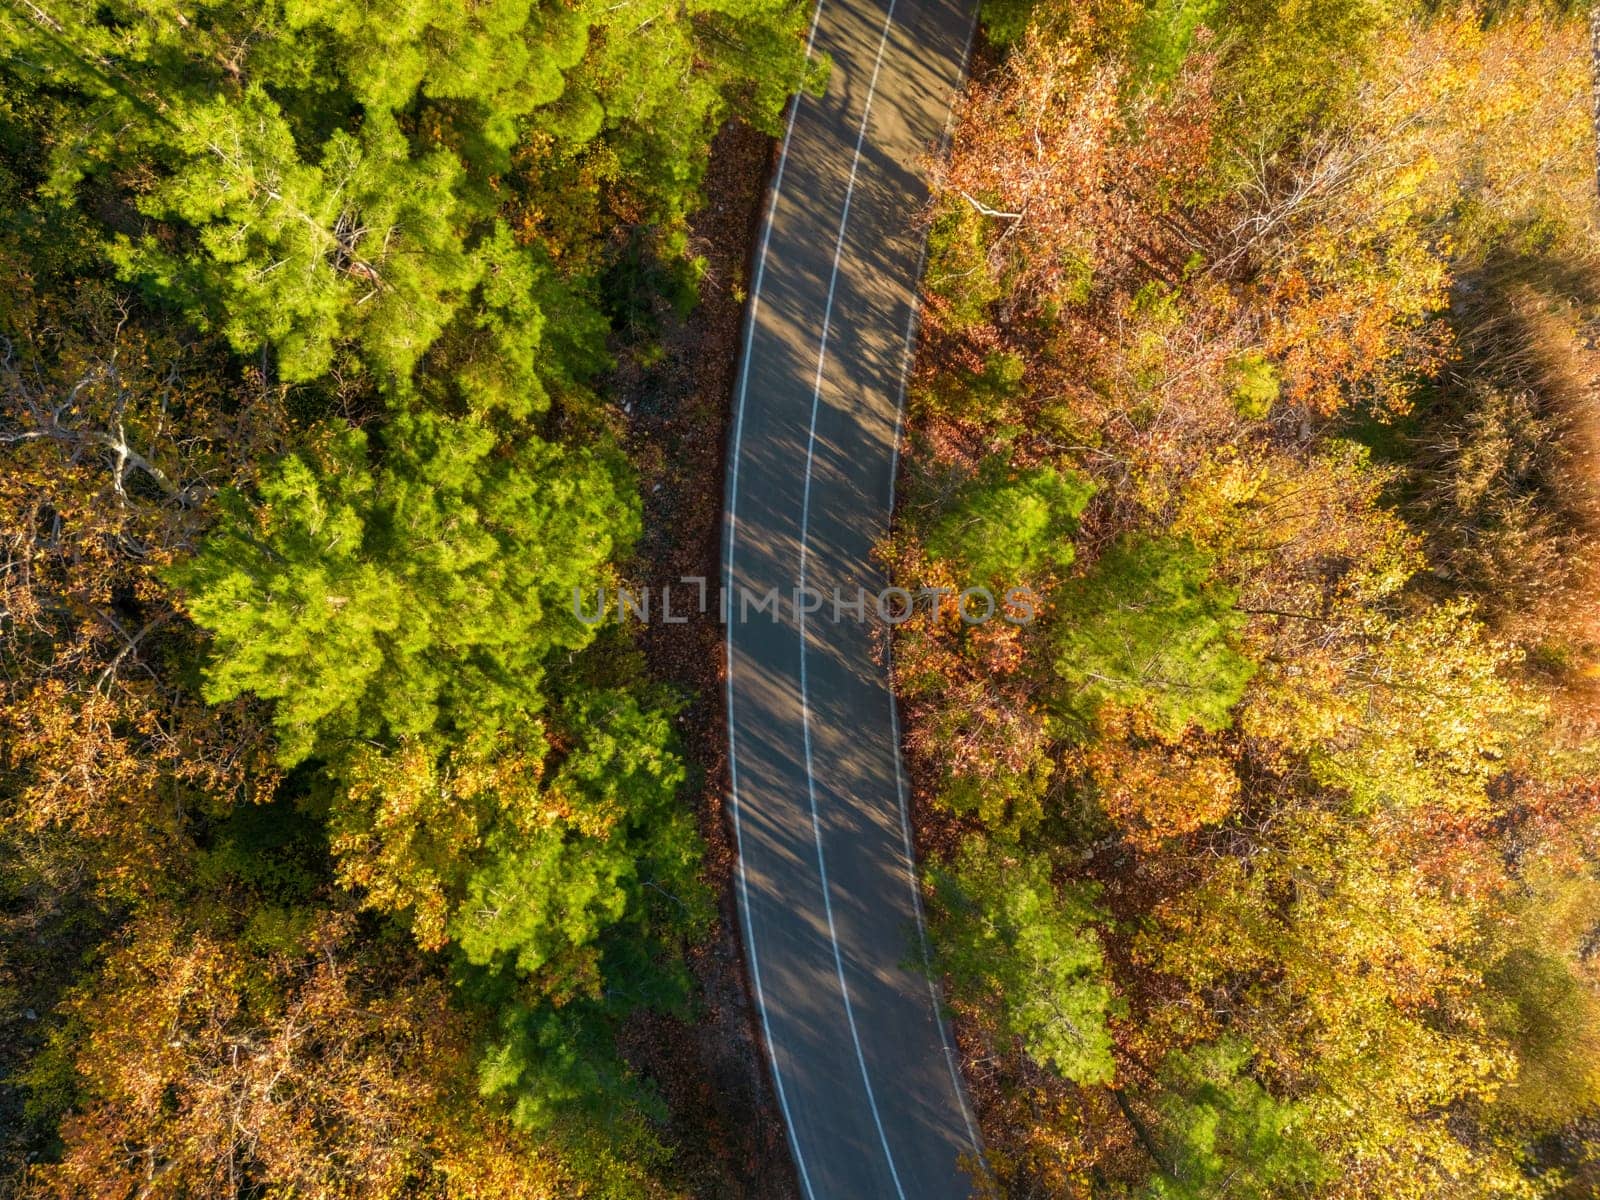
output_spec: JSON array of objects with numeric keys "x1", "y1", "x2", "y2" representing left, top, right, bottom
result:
[
  {"x1": 0, "y1": 0, "x2": 818, "y2": 1195},
  {"x1": 891, "y1": 0, "x2": 1600, "y2": 1195}
]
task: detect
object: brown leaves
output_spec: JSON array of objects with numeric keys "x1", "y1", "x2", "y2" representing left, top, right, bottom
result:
[
  {"x1": 1, "y1": 279, "x2": 285, "y2": 891},
  {"x1": 25, "y1": 904, "x2": 565, "y2": 1200},
  {"x1": 1072, "y1": 703, "x2": 1240, "y2": 850}
]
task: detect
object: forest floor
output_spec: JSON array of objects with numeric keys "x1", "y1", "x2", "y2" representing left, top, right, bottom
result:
[{"x1": 612, "y1": 119, "x2": 803, "y2": 1200}]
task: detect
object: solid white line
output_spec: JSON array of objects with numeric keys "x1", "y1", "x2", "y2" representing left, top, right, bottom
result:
[
  {"x1": 883, "y1": 11, "x2": 985, "y2": 1165},
  {"x1": 729, "y1": 1, "x2": 987, "y2": 1193},
  {"x1": 725, "y1": 5, "x2": 827, "y2": 1197},
  {"x1": 886, "y1": 668, "x2": 984, "y2": 1157},
  {"x1": 794, "y1": 0, "x2": 909, "y2": 1195},
  {"x1": 885, "y1": 267, "x2": 984, "y2": 1163}
]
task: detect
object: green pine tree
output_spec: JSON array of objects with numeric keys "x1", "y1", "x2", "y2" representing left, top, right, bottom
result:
[
  {"x1": 169, "y1": 414, "x2": 636, "y2": 764},
  {"x1": 1138, "y1": 1039, "x2": 1328, "y2": 1200},
  {"x1": 931, "y1": 842, "x2": 1118, "y2": 1085},
  {"x1": 2, "y1": 0, "x2": 811, "y2": 410},
  {"x1": 1052, "y1": 534, "x2": 1256, "y2": 737},
  {"x1": 925, "y1": 460, "x2": 1096, "y2": 585},
  {"x1": 452, "y1": 689, "x2": 709, "y2": 996}
]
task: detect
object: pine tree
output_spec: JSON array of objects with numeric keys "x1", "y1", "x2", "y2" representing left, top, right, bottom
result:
[
  {"x1": 925, "y1": 461, "x2": 1096, "y2": 585},
  {"x1": 931, "y1": 842, "x2": 1117, "y2": 1085},
  {"x1": 451, "y1": 690, "x2": 708, "y2": 999},
  {"x1": 169, "y1": 413, "x2": 636, "y2": 764},
  {"x1": 1137, "y1": 1039, "x2": 1327, "y2": 1200},
  {"x1": 1052, "y1": 534, "x2": 1255, "y2": 737},
  {"x1": 2, "y1": 0, "x2": 810, "y2": 410}
]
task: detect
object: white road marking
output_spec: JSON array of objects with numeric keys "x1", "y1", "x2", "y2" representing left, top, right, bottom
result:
[
  {"x1": 885, "y1": 270, "x2": 984, "y2": 1164},
  {"x1": 727, "y1": 0, "x2": 984, "y2": 1194},
  {"x1": 884, "y1": 12, "x2": 985, "y2": 1164},
  {"x1": 794, "y1": 0, "x2": 910, "y2": 1194},
  {"x1": 725, "y1": 5, "x2": 827, "y2": 1196}
]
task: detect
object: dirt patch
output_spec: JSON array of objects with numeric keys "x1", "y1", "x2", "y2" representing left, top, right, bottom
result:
[{"x1": 613, "y1": 119, "x2": 802, "y2": 1200}]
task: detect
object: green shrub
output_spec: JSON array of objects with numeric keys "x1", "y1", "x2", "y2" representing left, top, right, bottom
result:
[
  {"x1": 925, "y1": 201, "x2": 1002, "y2": 329},
  {"x1": 1228, "y1": 351, "x2": 1280, "y2": 418},
  {"x1": 925, "y1": 460, "x2": 1098, "y2": 584}
]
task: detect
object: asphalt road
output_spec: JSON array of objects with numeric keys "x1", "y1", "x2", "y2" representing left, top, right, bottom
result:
[{"x1": 721, "y1": 0, "x2": 983, "y2": 1194}]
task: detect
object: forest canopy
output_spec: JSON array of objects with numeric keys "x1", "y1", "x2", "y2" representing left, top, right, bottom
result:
[
  {"x1": 2, "y1": 0, "x2": 1598, "y2": 1193},
  {"x1": 891, "y1": 0, "x2": 1600, "y2": 1193},
  {"x1": 0, "y1": 0, "x2": 811, "y2": 1192}
]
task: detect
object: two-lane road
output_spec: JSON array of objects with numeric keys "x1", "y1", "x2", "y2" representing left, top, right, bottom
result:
[{"x1": 721, "y1": 0, "x2": 982, "y2": 1194}]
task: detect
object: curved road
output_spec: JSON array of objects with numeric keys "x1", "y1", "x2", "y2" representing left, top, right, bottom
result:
[{"x1": 721, "y1": 0, "x2": 982, "y2": 1194}]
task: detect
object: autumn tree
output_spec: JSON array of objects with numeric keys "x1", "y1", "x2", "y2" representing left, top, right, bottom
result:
[
  {"x1": 19, "y1": 902, "x2": 581, "y2": 1200},
  {"x1": 896, "y1": 2, "x2": 1600, "y2": 1197},
  {"x1": 0, "y1": 226, "x2": 281, "y2": 889}
]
